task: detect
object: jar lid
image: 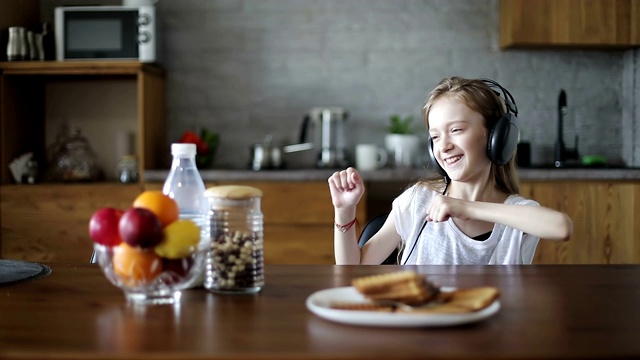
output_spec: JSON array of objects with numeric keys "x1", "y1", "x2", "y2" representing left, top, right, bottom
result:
[{"x1": 205, "y1": 185, "x2": 263, "y2": 199}]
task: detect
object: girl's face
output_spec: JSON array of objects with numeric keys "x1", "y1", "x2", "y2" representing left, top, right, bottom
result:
[{"x1": 428, "y1": 97, "x2": 491, "y2": 182}]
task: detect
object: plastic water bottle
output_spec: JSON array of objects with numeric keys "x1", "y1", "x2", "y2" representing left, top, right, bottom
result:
[
  {"x1": 163, "y1": 143, "x2": 208, "y2": 227},
  {"x1": 163, "y1": 143, "x2": 208, "y2": 287}
]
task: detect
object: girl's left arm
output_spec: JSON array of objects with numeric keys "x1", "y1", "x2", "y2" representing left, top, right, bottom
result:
[{"x1": 428, "y1": 196, "x2": 572, "y2": 241}]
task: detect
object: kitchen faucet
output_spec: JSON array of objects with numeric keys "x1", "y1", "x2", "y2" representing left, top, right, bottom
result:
[{"x1": 554, "y1": 90, "x2": 579, "y2": 167}]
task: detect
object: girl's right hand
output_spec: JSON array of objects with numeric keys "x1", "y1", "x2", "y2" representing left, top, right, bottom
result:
[{"x1": 328, "y1": 167, "x2": 365, "y2": 209}]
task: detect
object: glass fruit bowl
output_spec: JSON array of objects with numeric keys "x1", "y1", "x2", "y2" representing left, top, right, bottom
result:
[{"x1": 93, "y1": 242, "x2": 207, "y2": 305}]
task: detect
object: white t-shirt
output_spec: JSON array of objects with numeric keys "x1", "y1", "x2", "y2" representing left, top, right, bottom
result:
[{"x1": 392, "y1": 184, "x2": 540, "y2": 265}]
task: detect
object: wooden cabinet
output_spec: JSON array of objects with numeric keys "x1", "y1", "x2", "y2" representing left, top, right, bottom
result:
[
  {"x1": 1, "y1": 181, "x2": 364, "y2": 265},
  {"x1": 0, "y1": 61, "x2": 166, "y2": 184},
  {"x1": 0, "y1": 183, "x2": 143, "y2": 262},
  {"x1": 4, "y1": 178, "x2": 637, "y2": 265},
  {"x1": 500, "y1": 0, "x2": 640, "y2": 48},
  {"x1": 361, "y1": 179, "x2": 640, "y2": 265},
  {"x1": 521, "y1": 181, "x2": 640, "y2": 264}
]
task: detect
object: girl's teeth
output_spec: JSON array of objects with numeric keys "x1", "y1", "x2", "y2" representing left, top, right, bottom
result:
[{"x1": 446, "y1": 156, "x2": 461, "y2": 164}]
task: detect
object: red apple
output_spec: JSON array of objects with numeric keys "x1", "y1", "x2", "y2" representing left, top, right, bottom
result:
[
  {"x1": 88, "y1": 207, "x2": 124, "y2": 246},
  {"x1": 118, "y1": 208, "x2": 164, "y2": 249}
]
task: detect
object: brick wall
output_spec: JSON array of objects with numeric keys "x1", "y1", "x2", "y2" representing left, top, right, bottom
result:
[{"x1": 44, "y1": 0, "x2": 639, "y2": 169}]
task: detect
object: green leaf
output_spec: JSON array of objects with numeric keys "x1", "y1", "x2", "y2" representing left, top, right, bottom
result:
[{"x1": 387, "y1": 115, "x2": 415, "y2": 134}]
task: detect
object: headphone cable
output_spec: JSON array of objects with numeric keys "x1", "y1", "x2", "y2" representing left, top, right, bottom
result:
[{"x1": 401, "y1": 177, "x2": 449, "y2": 265}]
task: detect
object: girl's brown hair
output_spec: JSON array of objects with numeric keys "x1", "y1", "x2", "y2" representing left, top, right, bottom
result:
[{"x1": 420, "y1": 76, "x2": 519, "y2": 195}]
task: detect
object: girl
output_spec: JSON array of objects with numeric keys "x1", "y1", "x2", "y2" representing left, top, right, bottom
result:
[{"x1": 328, "y1": 76, "x2": 572, "y2": 265}]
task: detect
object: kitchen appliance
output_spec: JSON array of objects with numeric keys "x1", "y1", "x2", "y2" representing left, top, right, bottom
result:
[
  {"x1": 55, "y1": 5, "x2": 157, "y2": 62},
  {"x1": 298, "y1": 107, "x2": 349, "y2": 168}
]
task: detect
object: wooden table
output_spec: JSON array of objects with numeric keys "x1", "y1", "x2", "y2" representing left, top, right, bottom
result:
[{"x1": 1, "y1": 264, "x2": 640, "y2": 360}]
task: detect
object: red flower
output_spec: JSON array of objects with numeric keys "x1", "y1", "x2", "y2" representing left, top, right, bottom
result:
[
  {"x1": 179, "y1": 131, "x2": 209, "y2": 154},
  {"x1": 178, "y1": 129, "x2": 219, "y2": 168}
]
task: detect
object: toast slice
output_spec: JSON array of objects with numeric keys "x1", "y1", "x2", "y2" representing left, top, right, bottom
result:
[
  {"x1": 344, "y1": 271, "x2": 499, "y2": 313},
  {"x1": 352, "y1": 271, "x2": 439, "y2": 305}
]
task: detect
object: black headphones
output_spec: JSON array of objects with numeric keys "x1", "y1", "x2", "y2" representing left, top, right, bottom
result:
[{"x1": 427, "y1": 78, "x2": 520, "y2": 177}]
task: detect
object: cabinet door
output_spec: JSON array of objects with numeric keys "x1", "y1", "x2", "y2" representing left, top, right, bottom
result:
[
  {"x1": 0, "y1": 184, "x2": 143, "y2": 262},
  {"x1": 501, "y1": 0, "x2": 638, "y2": 48},
  {"x1": 520, "y1": 181, "x2": 640, "y2": 264}
]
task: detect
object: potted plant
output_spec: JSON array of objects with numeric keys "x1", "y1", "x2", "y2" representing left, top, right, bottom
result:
[
  {"x1": 384, "y1": 115, "x2": 420, "y2": 168},
  {"x1": 387, "y1": 114, "x2": 416, "y2": 135}
]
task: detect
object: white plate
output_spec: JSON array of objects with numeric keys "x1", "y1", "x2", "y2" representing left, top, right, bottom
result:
[{"x1": 306, "y1": 286, "x2": 500, "y2": 328}]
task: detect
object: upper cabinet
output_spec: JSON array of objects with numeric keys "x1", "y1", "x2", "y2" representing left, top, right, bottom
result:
[{"x1": 500, "y1": 0, "x2": 640, "y2": 49}]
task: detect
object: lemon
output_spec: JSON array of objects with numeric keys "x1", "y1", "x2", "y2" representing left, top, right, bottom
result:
[{"x1": 155, "y1": 219, "x2": 200, "y2": 259}]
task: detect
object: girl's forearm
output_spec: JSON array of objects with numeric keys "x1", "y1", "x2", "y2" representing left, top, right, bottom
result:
[
  {"x1": 466, "y1": 202, "x2": 572, "y2": 241},
  {"x1": 334, "y1": 228, "x2": 361, "y2": 264}
]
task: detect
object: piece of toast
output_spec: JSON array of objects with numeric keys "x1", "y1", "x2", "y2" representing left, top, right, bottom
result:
[
  {"x1": 397, "y1": 286, "x2": 500, "y2": 313},
  {"x1": 351, "y1": 271, "x2": 439, "y2": 305},
  {"x1": 334, "y1": 271, "x2": 500, "y2": 313}
]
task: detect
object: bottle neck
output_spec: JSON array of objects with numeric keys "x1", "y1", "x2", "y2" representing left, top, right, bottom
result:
[{"x1": 171, "y1": 154, "x2": 198, "y2": 168}]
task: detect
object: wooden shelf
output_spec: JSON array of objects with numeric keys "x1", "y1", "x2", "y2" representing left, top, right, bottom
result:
[
  {"x1": 0, "y1": 61, "x2": 166, "y2": 185},
  {"x1": 0, "y1": 61, "x2": 164, "y2": 76}
]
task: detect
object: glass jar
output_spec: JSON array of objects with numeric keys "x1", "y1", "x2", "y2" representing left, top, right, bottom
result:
[
  {"x1": 117, "y1": 155, "x2": 138, "y2": 183},
  {"x1": 204, "y1": 185, "x2": 264, "y2": 294},
  {"x1": 48, "y1": 127, "x2": 102, "y2": 182}
]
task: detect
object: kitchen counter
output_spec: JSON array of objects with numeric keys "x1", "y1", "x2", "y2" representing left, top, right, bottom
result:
[{"x1": 144, "y1": 167, "x2": 640, "y2": 183}]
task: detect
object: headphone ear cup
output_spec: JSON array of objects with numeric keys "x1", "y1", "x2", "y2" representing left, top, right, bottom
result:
[
  {"x1": 428, "y1": 137, "x2": 447, "y2": 177},
  {"x1": 487, "y1": 113, "x2": 519, "y2": 165}
]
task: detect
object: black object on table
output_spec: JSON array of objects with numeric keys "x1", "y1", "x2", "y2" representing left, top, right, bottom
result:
[{"x1": 0, "y1": 259, "x2": 52, "y2": 286}]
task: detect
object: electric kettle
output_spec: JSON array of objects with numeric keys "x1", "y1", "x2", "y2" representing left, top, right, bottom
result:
[{"x1": 297, "y1": 107, "x2": 349, "y2": 168}]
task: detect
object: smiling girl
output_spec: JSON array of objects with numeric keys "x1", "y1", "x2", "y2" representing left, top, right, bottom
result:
[{"x1": 328, "y1": 76, "x2": 572, "y2": 265}]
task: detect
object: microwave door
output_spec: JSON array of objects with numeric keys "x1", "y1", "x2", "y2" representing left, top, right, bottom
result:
[{"x1": 62, "y1": 10, "x2": 138, "y2": 60}]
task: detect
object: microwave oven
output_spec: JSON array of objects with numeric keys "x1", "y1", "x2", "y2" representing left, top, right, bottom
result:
[{"x1": 55, "y1": 6, "x2": 156, "y2": 62}]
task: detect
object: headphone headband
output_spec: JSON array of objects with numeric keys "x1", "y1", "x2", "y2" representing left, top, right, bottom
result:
[{"x1": 479, "y1": 78, "x2": 518, "y2": 117}]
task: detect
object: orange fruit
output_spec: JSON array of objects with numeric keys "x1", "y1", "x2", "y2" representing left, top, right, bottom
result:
[
  {"x1": 113, "y1": 243, "x2": 163, "y2": 286},
  {"x1": 132, "y1": 190, "x2": 179, "y2": 227}
]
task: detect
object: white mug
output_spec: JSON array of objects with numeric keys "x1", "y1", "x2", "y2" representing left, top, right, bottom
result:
[{"x1": 356, "y1": 144, "x2": 387, "y2": 171}]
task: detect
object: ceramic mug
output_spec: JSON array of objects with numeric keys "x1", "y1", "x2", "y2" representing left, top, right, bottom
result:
[{"x1": 356, "y1": 144, "x2": 387, "y2": 171}]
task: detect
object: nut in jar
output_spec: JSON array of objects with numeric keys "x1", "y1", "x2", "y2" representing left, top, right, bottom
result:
[{"x1": 204, "y1": 185, "x2": 264, "y2": 294}]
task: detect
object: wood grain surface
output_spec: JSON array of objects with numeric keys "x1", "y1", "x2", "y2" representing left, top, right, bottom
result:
[
  {"x1": 0, "y1": 184, "x2": 142, "y2": 262},
  {"x1": 1, "y1": 181, "x2": 358, "y2": 264},
  {"x1": 2, "y1": 180, "x2": 640, "y2": 264},
  {"x1": 521, "y1": 181, "x2": 640, "y2": 264},
  {"x1": 1, "y1": 264, "x2": 640, "y2": 360},
  {"x1": 500, "y1": 0, "x2": 638, "y2": 48}
]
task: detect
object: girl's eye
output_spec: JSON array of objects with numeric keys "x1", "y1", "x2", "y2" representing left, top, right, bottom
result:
[
  {"x1": 451, "y1": 128, "x2": 461, "y2": 133},
  {"x1": 430, "y1": 135, "x2": 439, "y2": 141}
]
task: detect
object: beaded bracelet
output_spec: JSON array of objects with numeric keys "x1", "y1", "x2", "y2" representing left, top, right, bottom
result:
[{"x1": 334, "y1": 218, "x2": 357, "y2": 233}]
